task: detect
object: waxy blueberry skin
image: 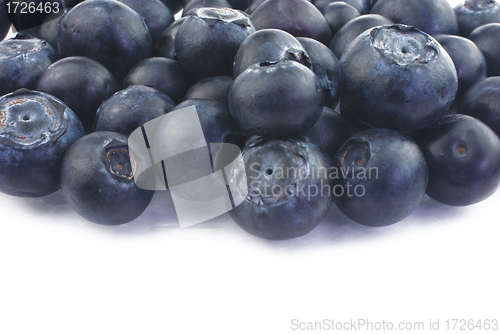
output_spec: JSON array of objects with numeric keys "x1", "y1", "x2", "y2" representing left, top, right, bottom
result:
[
  {"x1": 455, "y1": 0, "x2": 500, "y2": 37},
  {"x1": 228, "y1": 136, "x2": 334, "y2": 240},
  {"x1": 339, "y1": 25, "x2": 458, "y2": 133},
  {"x1": 0, "y1": 34, "x2": 60, "y2": 97},
  {"x1": 412, "y1": 114, "x2": 500, "y2": 207},
  {"x1": 183, "y1": 76, "x2": 233, "y2": 106},
  {"x1": 468, "y1": 23, "x2": 500, "y2": 77},
  {"x1": 371, "y1": 0, "x2": 459, "y2": 35},
  {"x1": 175, "y1": 7, "x2": 256, "y2": 80},
  {"x1": 322, "y1": 2, "x2": 361, "y2": 37},
  {"x1": 58, "y1": 0, "x2": 153, "y2": 81},
  {"x1": 153, "y1": 17, "x2": 187, "y2": 59},
  {"x1": 229, "y1": 60, "x2": 324, "y2": 137},
  {"x1": 0, "y1": 89, "x2": 85, "y2": 197},
  {"x1": 61, "y1": 131, "x2": 155, "y2": 225},
  {"x1": 334, "y1": 128, "x2": 428, "y2": 227},
  {"x1": 314, "y1": 0, "x2": 371, "y2": 14}
]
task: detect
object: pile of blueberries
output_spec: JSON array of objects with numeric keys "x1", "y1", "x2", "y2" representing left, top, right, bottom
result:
[{"x1": 1, "y1": 0, "x2": 500, "y2": 240}]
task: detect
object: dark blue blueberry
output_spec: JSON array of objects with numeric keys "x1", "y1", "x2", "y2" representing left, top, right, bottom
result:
[
  {"x1": 0, "y1": 89, "x2": 85, "y2": 197},
  {"x1": 153, "y1": 17, "x2": 187, "y2": 59},
  {"x1": 370, "y1": 0, "x2": 459, "y2": 35},
  {"x1": 339, "y1": 25, "x2": 458, "y2": 133},
  {"x1": 58, "y1": 0, "x2": 152, "y2": 81},
  {"x1": 36, "y1": 56, "x2": 120, "y2": 134},
  {"x1": 182, "y1": 0, "x2": 232, "y2": 16},
  {"x1": 468, "y1": 23, "x2": 500, "y2": 76},
  {"x1": 233, "y1": 28, "x2": 311, "y2": 78},
  {"x1": 301, "y1": 107, "x2": 351, "y2": 159},
  {"x1": 183, "y1": 76, "x2": 233, "y2": 106},
  {"x1": 328, "y1": 14, "x2": 392, "y2": 58},
  {"x1": 0, "y1": 34, "x2": 60, "y2": 96},
  {"x1": 314, "y1": 0, "x2": 371, "y2": 14},
  {"x1": 434, "y1": 34, "x2": 487, "y2": 99},
  {"x1": 458, "y1": 77, "x2": 500, "y2": 137},
  {"x1": 175, "y1": 7, "x2": 256, "y2": 80},
  {"x1": 229, "y1": 60, "x2": 324, "y2": 137},
  {"x1": 297, "y1": 37, "x2": 340, "y2": 109},
  {"x1": 61, "y1": 131, "x2": 155, "y2": 225},
  {"x1": 455, "y1": 0, "x2": 500, "y2": 37},
  {"x1": 95, "y1": 85, "x2": 175, "y2": 136},
  {"x1": 123, "y1": 57, "x2": 194, "y2": 104},
  {"x1": 250, "y1": 0, "x2": 331, "y2": 44},
  {"x1": 412, "y1": 114, "x2": 500, "y2": 206},
  {"x1": 334, "y1": 128, "x2": 428, "y2": 227},
  {"x1": 322, "y1": 2, "x2": 361, "y2": 37},
  {"x1": 228, "y1": 136, "x2": 334, "y2": 240}
]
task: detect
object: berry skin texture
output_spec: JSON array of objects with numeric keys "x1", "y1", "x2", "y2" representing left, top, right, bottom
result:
[
  {"x1": 334, "y1": 128, "x2": 428, "y2": 227},
  {"x1": 454, "y1": 0, "x2": 500, "y2": 37},
  {"x1": 61, "y1": 131, "x2": 155, "y2": 225},
  {"x1": 0, "y1": 89, "x2": 85, "y2": 197},
  {"x1": 468, "y1": 23, "x2": 500, "y2": 77},
  {"x1": 412, "y1": 114, "x2": 500, "y2": 207},
  {"x1": 228, "y1": 136, "x2": 334, "y2": 240}
]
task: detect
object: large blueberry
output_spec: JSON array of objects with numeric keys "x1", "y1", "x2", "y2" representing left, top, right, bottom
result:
[
  {"x1": 334, "y1": 128, "x2": 428, "y2": 227},
  {"x1": 455, "y1": 0, "x2": 500, "y2": 37},
  {"x1": 250, "y1": 0, "x2": 331, "y2": 44},
  {"x1": 412, "y1": 114, "x2": 500, "y2": 206},
  {"x1": 228, "y1": 136, "x2": 334, "y2": 240},
  {"x1": 36, "y1": 56, "x2": 120, "y2": 134},
  {"x1": 61, "y1": 131, "x2": 155, "y2": 225},
  {"x1": 0, "y1": 89, "x2": 84, "y2": 197},
  {"x1": 95, "y1": 85, "x2": 175, "y2": 136},
  {"x1": 58, "y1": 0, "x2": 152, "y2": 81},
  {"x1": 370, "y1": 0, "x2": 459, "y2": 35},
  {"x1": 339, "y1": 25, "x2": 458, "y2": 133},
  {"x1": 175, "y1": 7, "x2": 255, "y2": 80},
  {"x1": 458, "y1": 77, "x2": 500, "y2": 137},
  {"x1": 123, "y1": 57, "x2": 194, "y2": 104},
  {"x1": 468, "y1": 23, "x2": 500, "y2": 77},
  {"x1": 232, "y1": 28, "x2": 311, "y2": 78},
  {"x1": 229, "y1": 60, "x2": 324, "y2": 137},
  {"x1": 0, "y1": 34, "x2": 60, "y2": 96}
]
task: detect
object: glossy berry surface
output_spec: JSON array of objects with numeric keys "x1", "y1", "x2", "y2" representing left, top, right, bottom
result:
[
  {"x1": 228, "y1": 136, "x2": 334, "y2": 240},
  {"x1": 229, "y1": 60, "x2": 324, "y2": 137},
  {"x1": 0, "y1": 89, "x2": 85, "y2": 197},
  {"x1": 339, "y1": 25, "x2": 458, "y2": 133},
  {"x1": 61, "y1": 131, "x2": 155, "y2": 225},
  {"x1": 412, "y1": 114, "x2": 500, "y2": 206},
  {"x1": 334, "y1": 128, "x2": 428, "y2": 227},
  {"x1": 322, "y1": 2, "x2": 361, "y2": 37},
  {"x1": 455, "y1": 0, "x2": 500, "y2": 36}
]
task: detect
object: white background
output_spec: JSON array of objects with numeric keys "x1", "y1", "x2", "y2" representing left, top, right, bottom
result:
[{"x1": 2, "y1": 0, "x2": 498, "y2": 333}]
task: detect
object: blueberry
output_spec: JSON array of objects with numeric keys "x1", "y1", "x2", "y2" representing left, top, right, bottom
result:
[
  {"x1": 229, "y1": 60, "x2": 324, "y2": 137},
  {"x1": 297, "y1": 37, "x2": 340, "y2": 109},
  {"x1": 314, "y1": 0, "x2": 371, "y2": 14},
  {"x1": 153, "y1": 17, "x2": 187, "y2": 59},
  {"x1": 322, "y1": 2, "x2": 361, "y2": 37},
  {"x1": 123, "y1": 57, "x2": 194, "y2": 104},
  {"x1": 0, "y1": 34, "x2": 60, "y2": 97},
  {"x1": 328, "y1": 14, "x2": 393, "y2": 58},
  {"x1": 58, "y1": 0, "x2": 152, "y2": 81},
  {"x1": 175, "y1": 7, "x2": 256, "y2": 80},
  {"x1": 182, "y1": 0, "x2": 232, "y2": 16},
  {"x1": 183, "y1": 76, "x2": 233, "y2": 106},
  {"x1": 61, "y1": 131, "x2": 155, "y2": 225},
  {"x1": 458, "y1": 77, "x2": 500, "y2": 137},
  {"x1": 95, "y1": 85, "x2": 175, "y2": 136},
  {"x1": 370, "y1": 0, "x2": 459, "y2": 35},
  {"x1": 339, "y1": 25, "x2": 458, "y2": 133},
  {"x1": 455, "y1": 0, "x2": 500, "y2": 37},
  {"x1": 468, "y1": 23, "x2": 500, "y2": 77},
  {"x1": 334, "y1": 128, "x2": 428, "y2": 227},
  {"x1": 232, "y1": 28, "x2": 311, "y2": 78},
  {"x1": 116, "y1": 0, "x2": 174, "y2": 43},
  {"x1": 412, "y1": 114, "x2": 500, "y2": 206},
  {"x1": 227, "y1": 136, "x2": 334, "y2": 240},
  {"x1": 36, "y1": 56, "x2": 120, "y2": 134},
  {"x1": 0, "y1": 89, "x2": 85, "y2": 197},
  {"x1": 434, "y1": 34, "x2": 487, "y2": 99},
  {"x1": 250, "y1": 0, "x2": 331, "y2": 44},
  {"x1": 39, "y1": 11, "x2": 67, "y2": 51},
  {"x1": 302, "y1": 107, "x2": 351, "y2": 159}
]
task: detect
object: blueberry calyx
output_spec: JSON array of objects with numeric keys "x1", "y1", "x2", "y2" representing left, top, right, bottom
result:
[
  {"x1": 338, "y1": 138, "x2": 371, "y2": 177},
  {"x1": 285, "y1": 49, "x2": 312, "y2": 69},
  {"x1": 0, "y1": 89, "x2": 67, "y2": 149},
  {"x1": 192, "y1": 7, "x2": 253, "y2": 27},
  {"x1": 371, "y1": 25, "x2": 439, "y2": 66},
  {"x1": 104, "y1": 139, "x2": 135, "y2": 181}
]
